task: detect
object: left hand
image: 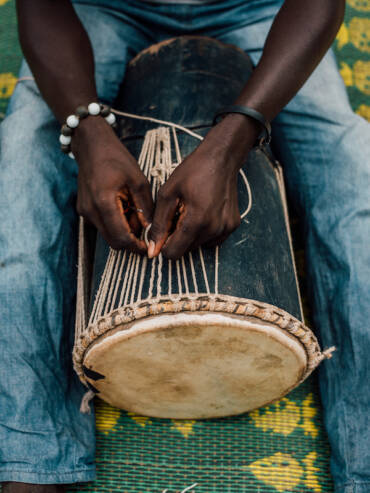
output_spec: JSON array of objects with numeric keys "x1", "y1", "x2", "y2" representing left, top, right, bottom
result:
[{"x1": 148, "y1": 114, "x2": 259, "y2": 259}]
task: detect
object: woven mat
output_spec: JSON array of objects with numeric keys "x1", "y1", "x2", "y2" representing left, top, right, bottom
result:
[{"x1": 0, "y1": 1, "x2": 369, "y2": 491}]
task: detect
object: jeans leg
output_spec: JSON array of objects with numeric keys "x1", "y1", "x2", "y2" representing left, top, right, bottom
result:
[
  {"x1": 0, "y1": 4, "x2": 150, "y2": 484},
  {"x1": 218, "y1": 13, "x2": 370, "y2": 493},
  {"x1": 0, "y1": 67, "x2": 96, "y2": 485},
  {"x1": 271, "y1": 52, "x2": 370, "y2": 493}
]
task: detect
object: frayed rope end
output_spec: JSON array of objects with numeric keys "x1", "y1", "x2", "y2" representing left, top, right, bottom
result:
[
  {"x1": 80, "y1": 390, "x2": 95, "y2": 414},
  {"x1": 323, "y1": 346, "x2": 336, "y2": 359}
]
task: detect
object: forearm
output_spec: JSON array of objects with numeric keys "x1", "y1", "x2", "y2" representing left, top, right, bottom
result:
[
  {"x1": 235, "y1": 0, "x2": 345, "y2": 120},
  {"x1": 16, "y1": 0, "x2": 98, "y2": 124}
]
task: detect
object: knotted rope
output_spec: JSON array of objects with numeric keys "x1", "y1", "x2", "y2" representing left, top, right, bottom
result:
[{"x1": 76, "y1": 124, "x2": 252, "y2": 342}]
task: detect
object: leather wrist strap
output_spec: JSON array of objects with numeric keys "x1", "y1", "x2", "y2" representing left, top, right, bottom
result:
[{"x1": 213, "y1": 105, "x2": 272, "y2": 146}]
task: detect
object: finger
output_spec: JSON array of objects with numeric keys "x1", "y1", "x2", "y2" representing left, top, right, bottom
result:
[
  {"x1": 202, "y1": 231, "x2": 230, "y2": 249},
  {"x1": 128, "y1": 181, "x2": 154, "y2": 229},
  {"x1": 128, "y1": 210, "x2": 141, "y2": 237},
  {"x1": 161, "y1": 213, "x2": 202, "y2": 260},
  {"x1": 148, "y1": 190, "x2": 179, "y2": 258},
  {"x1": 97, "y1": 193, "x2": 147, "y2": 254},
  {"x1": 76, "y1": 195, "x2": 105, "y2": 232},
  {"x1": 191, "y1": 222, "x2": 237, "y2": 251}
]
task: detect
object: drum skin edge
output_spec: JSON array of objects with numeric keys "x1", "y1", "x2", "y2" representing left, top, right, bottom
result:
[{"x1": 73, "y1": 293, "x2": 328, "y2": 419}]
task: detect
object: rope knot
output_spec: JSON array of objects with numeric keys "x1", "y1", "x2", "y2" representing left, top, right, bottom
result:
[{"x1": 150, "y1": 161, "x2": 178, "y2": 181}]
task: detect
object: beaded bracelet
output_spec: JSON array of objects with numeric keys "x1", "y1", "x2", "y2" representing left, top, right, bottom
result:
[{"x1": 59, "y1": 102, "x2": 118, "y2": 159}]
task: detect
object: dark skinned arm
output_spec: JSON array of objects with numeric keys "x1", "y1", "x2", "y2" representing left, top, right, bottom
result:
[
  {"x1": 16, "y1": 0, "x2": 153, "y2": 253},
  {"x1": 148, "y1": 0, "x2": 345, "y2": 259}
]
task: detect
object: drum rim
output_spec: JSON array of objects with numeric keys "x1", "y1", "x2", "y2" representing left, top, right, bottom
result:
[
  {"x1": 73, "y1": 294, "x2": 324, "y2": 388},
  {"x1": 128, "y1": 35, "x2": 250, "y2": 69},
  {"x1": 83, "y1": 312, "x2": 309, "y2": 418}
]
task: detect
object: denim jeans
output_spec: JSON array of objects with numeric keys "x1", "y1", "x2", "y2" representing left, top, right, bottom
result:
[{"x1": 0, "y1": 0, "x2": 369, "y2": 491}]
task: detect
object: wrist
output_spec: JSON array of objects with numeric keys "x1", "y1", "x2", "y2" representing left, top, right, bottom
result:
[
  {"x1": 71, "y1": 117, "x2": 116, "y2": 157},
  {"x1": 204, "y1": 113, "x2": 260, "y2": 167},
  {"x1": 60, "y1": 103, "x2": 117, "y2": 158},
  {"x1": 219, "y1": 112, "x2": 261, "y2": 140},
  {"x1": 74, "y1": 114, "x2": 112, "y2": 139}
]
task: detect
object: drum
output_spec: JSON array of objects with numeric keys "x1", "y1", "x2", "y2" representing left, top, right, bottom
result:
[{"x1": 73, "y1": 37, "x2": 333, "y2": 419}]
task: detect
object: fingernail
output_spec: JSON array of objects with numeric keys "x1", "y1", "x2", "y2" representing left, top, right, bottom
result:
[{"x1": 148, "y1": 240, "x2": 155, "y2": 258}]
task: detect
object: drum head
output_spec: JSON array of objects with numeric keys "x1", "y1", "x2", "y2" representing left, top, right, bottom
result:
[{"x1": 83, "y1": 312, "x2": 307, "y2": 419}]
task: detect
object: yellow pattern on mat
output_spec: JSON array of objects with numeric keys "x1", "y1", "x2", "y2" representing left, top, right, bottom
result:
[
  {"x1": 303, "y1": 452, "x2": 323, "y2": 493},
  {"x1": 347, "y1": 0, "x2": 370, "y2": 12},
  {"x1": 0, "y1": 73, "x2": 17, "y2": 99},
  {"x1": 356, "y1": 103, "x2": 370, "y2": 119},
  {"x1": 336, "y1": 18, "x2": 370, "y2": 52},
  {"x1": 95, "y1": 400, "x2": 121, "y2": 434},
  {"x1": 250, "y1": 394, "x2": 318, "y2": 438},
  {"x1": 127, "y1": 412, "x2": 196, "y2": 437},
  {"x1": 171, "y1": 419, "x2": 197, "y2": 438},
  {"x1": 246, "y1": 452, "x2": 322, "y2": 493},
  {"x1": 127, "y1": 412, "x2": 152, "y2": 427},
  {"x1": 340, "y1": 60, "x2": 370, "y2": 94}
]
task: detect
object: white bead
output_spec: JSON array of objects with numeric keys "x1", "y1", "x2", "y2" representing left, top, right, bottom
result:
[
  {"x1": 59, "y1": 134, "x2": 71, "y2": 145},
  {"x1": 68, "y1": 152, "x2": 75, "y2": 159},
  {"x1": 105, "y1": 112, "x2": 116, "y2": 125},
  {"x1": 66, "y1": 114, "x2": 79, "y2": 128},
  {"x1": 88, "y1": 102, "x2": 101, "y2": 115}
]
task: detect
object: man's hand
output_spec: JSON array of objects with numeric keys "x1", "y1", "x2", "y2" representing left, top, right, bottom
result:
[
  {"x1": 148, "y1": 114, "x2": 260, "y2": 259},
  {"x1": 73, "y1": 118, "x2": 153, "y2": 254}
]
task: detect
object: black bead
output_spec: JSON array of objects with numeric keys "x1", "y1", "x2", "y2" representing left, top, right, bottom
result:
[
  {"x1": 100, "y1": 105, "x2": 111, "y2": 117},
  {"x1": 61, "y1": 124, "x2": 73, "y2": 137},
  {"x1": 61, "y1": 144, "x2": 71, "y2": 154},
  {"x1": 75, "y1": 105, "x2": 89, "y2": 119}
]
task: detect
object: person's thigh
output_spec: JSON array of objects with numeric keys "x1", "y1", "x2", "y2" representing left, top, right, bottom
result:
[
  {"x1": 219, "y1": 12, "x2": 370, "y2": 492},
  {"x1": 0, "y1": 64, "x2": 96, "y2": 485},
  {"x1": 0, "y1": 3, "x2": 150, "y2": 484},
  {"x1": 272, "y1": 51, "x2": 370, "y2": 493},
  {"x1": 72, "y1": 1, "x2": 154, "y2": 102}
]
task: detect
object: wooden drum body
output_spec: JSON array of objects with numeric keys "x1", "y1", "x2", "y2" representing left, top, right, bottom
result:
[{"x1": 73, "y1": 37, "x2": 331, "y2": 419}]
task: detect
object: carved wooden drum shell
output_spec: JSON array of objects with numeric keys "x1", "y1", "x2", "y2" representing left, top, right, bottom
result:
[{"x1": 73, "y1": 37, "x2": 329, "y2": 419}]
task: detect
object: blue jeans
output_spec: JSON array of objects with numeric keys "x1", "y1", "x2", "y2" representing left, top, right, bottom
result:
[{"x1": 0, "y1": 0, "x2": 369, "y2": 491}]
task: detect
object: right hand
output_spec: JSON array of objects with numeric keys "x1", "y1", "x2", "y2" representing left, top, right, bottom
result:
[{"x1": 72, "y1": 117, "x2": 153, "y2": 254}]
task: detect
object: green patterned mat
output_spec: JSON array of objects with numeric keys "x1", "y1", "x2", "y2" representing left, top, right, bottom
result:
[{"x1": 1, "y1": 1, "x2": 369, "y2": 491}]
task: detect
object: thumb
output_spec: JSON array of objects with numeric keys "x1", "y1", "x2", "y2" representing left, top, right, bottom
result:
[{"x1": 148, "y1": 189, "x2": 179, "y2": 258}]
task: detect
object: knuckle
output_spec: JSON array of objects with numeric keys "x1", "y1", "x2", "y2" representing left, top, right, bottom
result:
[
  {"x1": 108, "y1": 235, "x2": 130, "y2": 251},
  {"x1": 95, "y1": 192, "x2": 113, "y2": 212},
  {"x1": 77, "y1": 203, "x2": 90, "y2": 218},
  {"x1": 162, "y1": 246, "x2": 182, "y2": 261},
  {"x1": 157, "y1": 187, "x2": 171, "y2": 202},
  {"x1": 228, "y1": 216, "x2": 241, "y2": 232},
  {"x1": 133, "y1": 179, "x2": 149, "y2": 194},
  {"x1": 108, "y1": 239, "x2": 124, "y2": 251},
  {"x1": 207, "y1": 222, "x2": 223, "y2": 237},
  {"x1": 189, "y1": 217, "x2": 204, "y2": 232},
  {"x1": 180, "y1": 221, "x2": 193, "y2": 235}
]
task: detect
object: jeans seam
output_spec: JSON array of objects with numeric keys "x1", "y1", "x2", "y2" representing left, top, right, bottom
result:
[
  {"x1": 319, "y1": 253, "x2": 352, "y2": 484},
  {"x1": 0, "y1": 468, "x2": 95, "y2": 474}
]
